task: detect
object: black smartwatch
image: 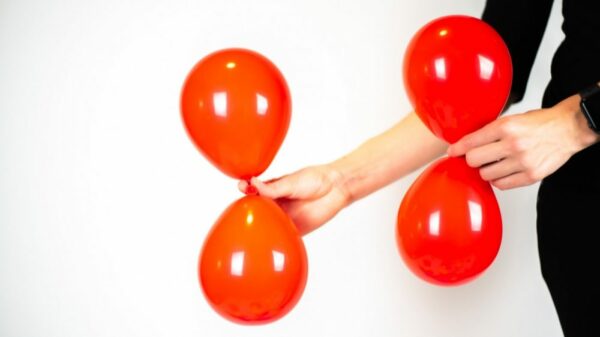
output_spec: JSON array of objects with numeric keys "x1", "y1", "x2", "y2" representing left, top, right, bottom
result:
[{"x1": 580, "y1": 83, "x2": 600, "y2": 134}]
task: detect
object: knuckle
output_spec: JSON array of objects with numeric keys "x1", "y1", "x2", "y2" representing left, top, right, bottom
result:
[
  {"x1": 498, "y1": 118, "x2": 523, "y2": 137},
  {"x1": 509, "y1": 137, "x2": 527, "y2": 152},
  {"x1": 498, "y1": 119, "x2": 515, "y2": 136},
  {"x1": 519, "y1": 154, "x2": 535, "y2": 171},
  {"x1": 524, "y1": 169, "x2": 540, "y2": 183}
]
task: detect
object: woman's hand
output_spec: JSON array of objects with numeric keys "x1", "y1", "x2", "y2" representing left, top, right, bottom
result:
[
  {"x1": 448, "y1": 94, "x2": 599, "y2": 190},
  {"x1": 238, "y1": 165, "x2": 352, "y2": 236}
]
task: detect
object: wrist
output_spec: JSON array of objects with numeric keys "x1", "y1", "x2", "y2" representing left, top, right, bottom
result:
[
  {"x1": 560, "y1": 94, "x2": 600, "y2": 153},
  {"x1": 326, "y1": 157, "x2": 358, "y2": 208},
  {"x1": 574, "y1": 107, "x2": 600, "y2": 149},
  {"x1": 578, "y1": 81, "x2": 600, "y2": 137}
]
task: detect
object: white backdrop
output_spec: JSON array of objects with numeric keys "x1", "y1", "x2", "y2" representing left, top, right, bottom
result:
[{"x1": 0, "y1": 0, "x2": 565, "y2": 336}]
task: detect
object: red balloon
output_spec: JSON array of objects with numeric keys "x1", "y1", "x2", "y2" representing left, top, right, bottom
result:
[
  {"x1": 403, "y1": 15, "x2": 512, "y2": 143},
  {"x1": 199, "y1": 196, "x2": 308, "y2": 324},
  {"x1": 181, "y1": 49, "x2": 291, "y2": 179},
  {"x1": 396, "y1": 157, "x2": 502, "y2": 286}
]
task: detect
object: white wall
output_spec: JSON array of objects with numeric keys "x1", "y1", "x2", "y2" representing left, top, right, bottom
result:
[{"x1": 0, "y1": 0, "x2": 565, "y2": 336}]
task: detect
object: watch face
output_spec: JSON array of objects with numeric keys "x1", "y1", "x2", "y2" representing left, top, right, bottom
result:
[{"x1": 583, "y1": 89, "x2": 600, "y2": 131}]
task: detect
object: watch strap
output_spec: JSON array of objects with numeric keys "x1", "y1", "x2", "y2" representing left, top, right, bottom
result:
[
  {"x1": 580, "y1": 83, "x2": 600, "y2": 100},
  {"x1": 580, "y1": 83, "x2": 600, "y2": 133}
]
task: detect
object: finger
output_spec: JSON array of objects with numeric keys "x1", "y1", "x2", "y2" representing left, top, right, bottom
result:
[
  {"x1": 491, "y1": 172, "x2": 535, "y2": 190},
  {"x1": 250, "y1": 176, "x2": 295, "y2": 199},
  {"x1": 274, "y1": 198, "x2": 294, "y2": 215},
  {"x1": 479, "y1": 158, "x2": 521, "y2": 181},
  {"x1": 279, "y1": 189, "x2": 346, "y2": 236},
  {"x1": 465, "y1": 140, "x2": 510, "y2": 167},
  {"x1": 448, "y1": 120, "x2": 503, "y2": 157},
  {"x1": 238, "y1": 180, "x2": 247, "y2": 193}
]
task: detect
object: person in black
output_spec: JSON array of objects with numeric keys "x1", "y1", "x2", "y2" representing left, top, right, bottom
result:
[
  {"x1": 473, "y1": 1, "x2": 600, "y2": 336},
  {"x1": 239, "y1": 1, "x2": 600, "y2": 336}
]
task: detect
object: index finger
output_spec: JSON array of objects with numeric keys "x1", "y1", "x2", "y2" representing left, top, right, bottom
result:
[{"x1": 447, "y1": 119, "x2": 503, "y2": 156}]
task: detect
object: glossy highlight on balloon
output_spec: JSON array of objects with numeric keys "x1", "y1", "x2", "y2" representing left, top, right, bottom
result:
[
  {"x1": 199, "y1": 195, "x2": 308, "y2": 324},
  {"x1": 403, "y1": 15, "x2": 512, "y2": 143},
  {"x1": 396, "y1": 157, "x2": 502, "y2": 286},
  {"x1": 181, "y1": 48, "x2": 291, "y2": 179}
]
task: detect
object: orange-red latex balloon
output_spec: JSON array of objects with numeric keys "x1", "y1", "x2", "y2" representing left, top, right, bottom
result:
[
  {"x1": 403, "y1": 15, "x2": 512, "y2": 143},
  {"x1": 396, "y1": 157, "x2": 502, "y2": 286},
  {"x1": 181, "y1": 49, "x2": 291, "y2": 179},
  {"x1": 199, "y1": 195, "x2": 308, "y2": 324}
]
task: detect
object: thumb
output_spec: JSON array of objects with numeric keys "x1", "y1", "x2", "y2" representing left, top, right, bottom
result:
[{"x1": 250, "y1": 176, "x2": 295, "y2": 199}]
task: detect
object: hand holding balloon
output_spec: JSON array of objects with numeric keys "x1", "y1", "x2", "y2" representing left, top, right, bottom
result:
[
  {"x1": 448, "y1": 94, "x2": 600, "y2": 190},
  {"x1": 239, "y1": 165, "x2": 352, "y2": 236}
]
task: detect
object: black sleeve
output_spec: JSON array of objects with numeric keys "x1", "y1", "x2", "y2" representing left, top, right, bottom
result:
[{"x1": 482, "y1": 0, "x2": 555, "y2": 104}]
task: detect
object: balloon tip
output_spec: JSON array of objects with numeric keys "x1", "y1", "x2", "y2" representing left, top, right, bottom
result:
[{"x1": 246, "y1": 183, "x2": 258, "y2": 196}]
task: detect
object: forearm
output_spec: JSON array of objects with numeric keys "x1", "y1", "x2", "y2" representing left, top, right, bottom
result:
[{"x1": 329, "y1": 112, "x2": 447, "y2": 204}]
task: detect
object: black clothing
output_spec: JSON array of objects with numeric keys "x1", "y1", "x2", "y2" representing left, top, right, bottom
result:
[{"x1": 482, "y1": 1, "x2": 600, "y2": 336}]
